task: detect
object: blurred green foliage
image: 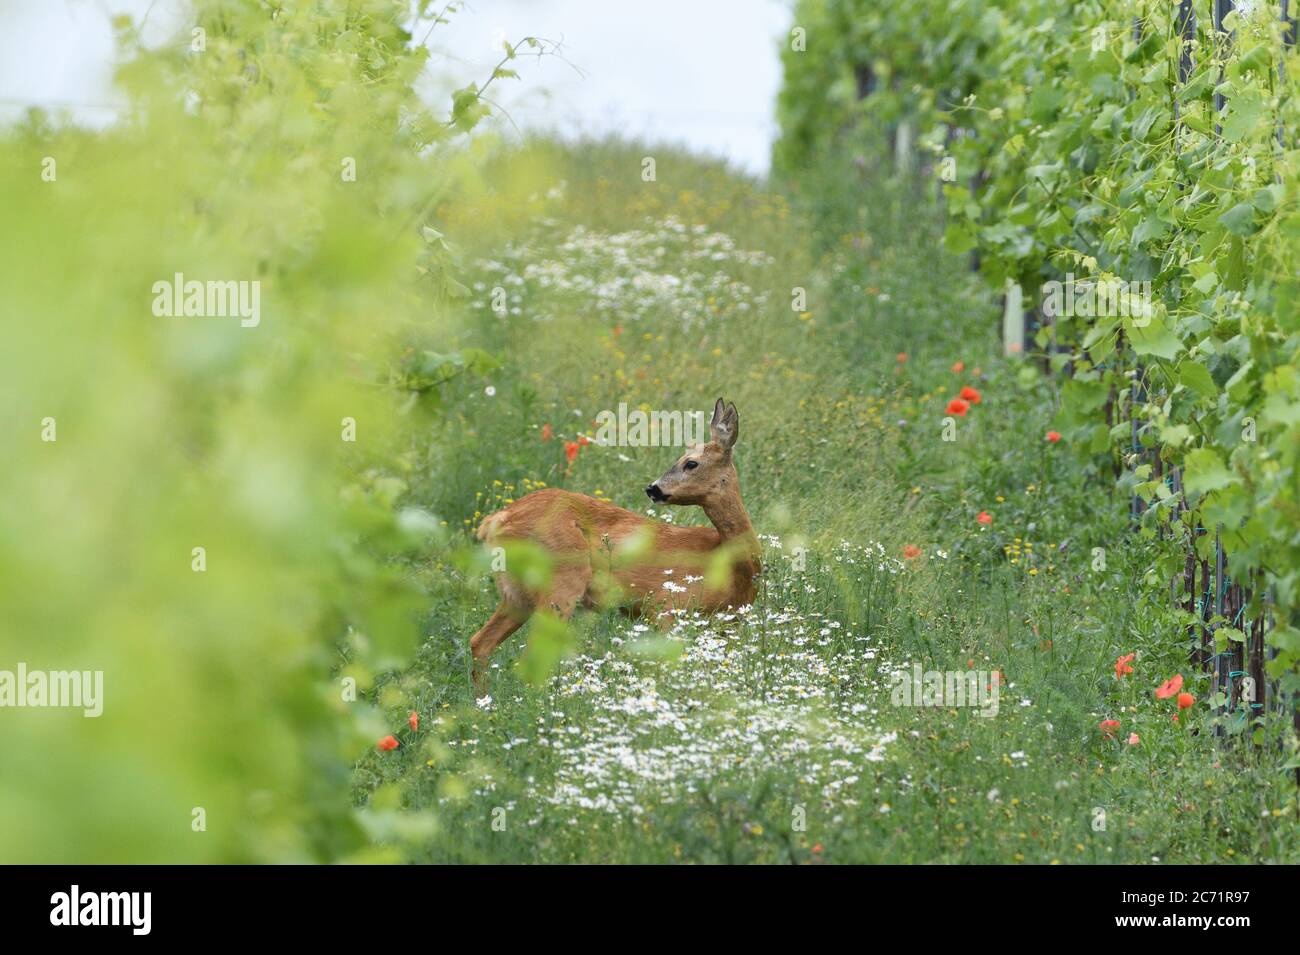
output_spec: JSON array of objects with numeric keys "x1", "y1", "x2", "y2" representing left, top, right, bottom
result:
[{"x1": 0, "y1": 0, "x2": 500, "y2": 862}]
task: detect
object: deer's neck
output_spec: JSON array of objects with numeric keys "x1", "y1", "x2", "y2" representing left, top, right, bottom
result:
[
  {"x1": 702, "y1": 486, "x2": 760, "y2": 606},
  {"x1": 702, "y1": 490, "x2": 757, "y2": 551}
]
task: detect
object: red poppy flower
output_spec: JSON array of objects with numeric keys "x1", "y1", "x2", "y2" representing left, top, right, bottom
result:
[
  {"x1": 902, "y1": 544, "x2": 922, "y2": 560},
  {"x1": 376, "y1": 735, "x2": 399, "y2": 752},
  {"x1": 564, "y1": 441, "x2": 580, "y2": 464},
  {"x1": 408, "y1": 711, "x2": 419, "y2": 731},
  {"x1": 959, "y1": 385, "x2": 981, "y2": 404},
  {"x1": 1155, "y1": 674, "x2": 1184, "y2": 700},
  {"x1": 896, "y1": 352, "x2": 908, "y2": 363},
  {"x1": 946, "y1": 398, "x2": 970, "y2": 416},
  {"x1": 1099, "y1": 719, "x2": 1120, "y2": 738},
  {"x1": 951, "y1": 360, "x2": 965, "y2": 372},
  {"x1": 1114, "y1": 653, "x2": 1135, "y2": 679},
  {"x1": 976, "y1": 511, "x2": 992, "y2": 525},
  {"x1": 1177, "y1": 692, "x2": 1195, "y2": 710},
  {"x1": 1127, "y1": 733, "x2": 1140, "y2": 746},
  {"x1": 1046, "y1": 430, "x2": 1061, "y2": 443},
  {"x1": 541, "y1": 423, "x2": 553, "y2": 441}
]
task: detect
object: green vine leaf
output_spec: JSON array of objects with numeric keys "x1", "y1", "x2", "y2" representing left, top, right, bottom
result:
[{"x1": 1183, "y1": 448, "x2": 1238, "y2": 498}]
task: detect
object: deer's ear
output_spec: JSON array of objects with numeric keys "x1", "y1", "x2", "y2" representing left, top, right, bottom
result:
[{"x1": 711, "y1": 399, "x2": 739, "y2": 451}]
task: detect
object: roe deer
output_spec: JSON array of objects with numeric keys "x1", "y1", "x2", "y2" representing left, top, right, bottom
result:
[{"x1": 470, "y1": 398, "x2": 759, "y2": 690}]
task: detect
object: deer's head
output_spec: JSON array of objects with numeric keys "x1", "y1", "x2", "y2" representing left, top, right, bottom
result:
[{"x1": 645, "y1": 398, "x2": 740, "y2": 505}]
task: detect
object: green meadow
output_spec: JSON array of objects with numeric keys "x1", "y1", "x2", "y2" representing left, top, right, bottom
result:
[{"x1": 355, "y1": 140, "x2": 1298, "y2": 863}]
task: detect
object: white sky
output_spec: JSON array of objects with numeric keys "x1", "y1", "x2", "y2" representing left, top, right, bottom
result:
[{"x1": 0, "y1": 0, "x2": 792, "y2": 175}]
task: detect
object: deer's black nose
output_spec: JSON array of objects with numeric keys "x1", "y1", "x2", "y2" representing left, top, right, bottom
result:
[{"x1": 645, "y1": 484, "x2": 667, "y2": 502}]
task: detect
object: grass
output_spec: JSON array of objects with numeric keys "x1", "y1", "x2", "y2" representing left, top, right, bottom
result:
[{"x1": 351, "y1": 137, "x2": 1300, "y2": 864}]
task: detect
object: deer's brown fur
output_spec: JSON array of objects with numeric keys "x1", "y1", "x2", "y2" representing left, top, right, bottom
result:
[{"x1": 470, "y1": 399, "x2": 758, "y2": 689}]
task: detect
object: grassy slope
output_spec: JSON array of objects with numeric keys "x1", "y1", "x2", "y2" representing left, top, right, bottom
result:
[{"x1": 353, "y1": 139, "x2": 1298, "y2": 863}]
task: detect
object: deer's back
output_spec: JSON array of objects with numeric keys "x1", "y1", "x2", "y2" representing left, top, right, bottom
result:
[{"x1": 478, "y1": 488, "x2": 715, "y2": 551}]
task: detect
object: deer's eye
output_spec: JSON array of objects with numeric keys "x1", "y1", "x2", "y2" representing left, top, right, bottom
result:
[{"x1": 683, "y1": 460, "x2": 699, "y2": 470}]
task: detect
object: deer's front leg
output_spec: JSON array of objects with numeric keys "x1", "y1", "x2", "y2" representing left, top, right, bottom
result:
[{"x1": 535, "y1": 567, "x2": 590, "y2": 620}]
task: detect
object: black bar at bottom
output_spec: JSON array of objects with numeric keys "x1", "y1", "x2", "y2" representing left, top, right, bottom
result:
[{"x1": 0, "y1": 864, "x2": 1277, "y2": 939}]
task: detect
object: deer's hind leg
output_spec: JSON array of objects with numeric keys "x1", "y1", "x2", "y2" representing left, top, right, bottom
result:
[
  {"x1": 471, "y1": 602, "x2": 529, "y2": 693},
  {"x1": 470, "y1": 537, "x2": 593, "y2": 692}
]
